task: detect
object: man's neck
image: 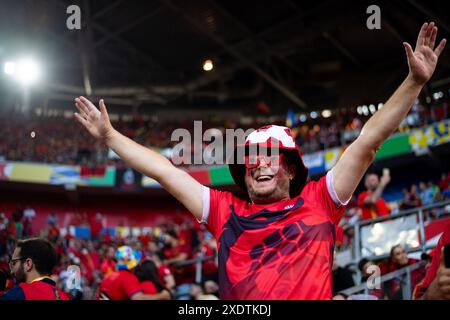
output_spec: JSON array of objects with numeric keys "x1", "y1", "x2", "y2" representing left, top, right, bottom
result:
[
  {"x1": 25, "y1": 271, "x2": 46, "y2": 284},
  {"x1": 251, "y1": 195, "x2": 290, "y2": 204}
]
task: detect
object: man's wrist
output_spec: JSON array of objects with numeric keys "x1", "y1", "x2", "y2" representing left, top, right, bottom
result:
[
  {"x1": 405, "y1": 73, "x2": 427, "y2": 90},
  {"x1": 103, "y1": 128, "x2": 118, "y2": 145}
]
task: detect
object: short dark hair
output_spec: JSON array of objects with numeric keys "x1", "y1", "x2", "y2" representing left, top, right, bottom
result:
[
  {"x1": 358, "y1": 258, "x2": 370, "y2": 272},
  {"x1": 16, "y1": 238, "x2": 57, "y2": 276}
]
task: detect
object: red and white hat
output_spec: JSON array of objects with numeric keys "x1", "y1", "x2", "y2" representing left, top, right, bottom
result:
[{"x1": 228, "y1": 125, "x2": 308, "y2": 197}]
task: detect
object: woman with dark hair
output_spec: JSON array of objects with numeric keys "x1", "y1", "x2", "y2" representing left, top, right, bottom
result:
[
  {"x1": 381, "y1": 244, "x2": 426, "y2": 300},
  {"x1": 134, "y1": 259, "x2": 171, "y2": 300}
]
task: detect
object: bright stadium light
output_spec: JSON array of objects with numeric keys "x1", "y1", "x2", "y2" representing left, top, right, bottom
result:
[
  {"x1": 4, "y1": 58, "x2": 41, "y2": 85},
  {"x1": 4, "y1": 61, "x2": 16, "y2": 75},
  {"x1": 203, "y1": 59, "x2": 213, "y2": 71},
  {"x1": 299, "y1": 114, "x2": 307, "y2": 122},
  {"x1": 321, "y1": 109, "x2": 332, "y2": 118},
  {"x1": 357, "y1": 106, "x2": 363, "y2": 115},
  {"x1": 362, "y1": 105, "x2": 369, "y2": 116},
  {"x1": 16, "y1": 58, "x2": 41, "y2": 84}
]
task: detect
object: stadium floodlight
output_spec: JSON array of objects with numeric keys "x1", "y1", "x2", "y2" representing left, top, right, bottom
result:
[
  {"x1": 321, "y1": 109, "x2": 332, "y2": 118},
  {"x1": 3, "y1": 58, "x2": 41, "y2": 85},
  {"x1": 16, "y1": 58, "x2": 41, "y2": 84},
  {"x1": 299, "y1": 114, "x2": 307, "y2": 122},
  {"x1": 4, "y1": 61, "x2": 16, "y2": 75},
  {"x1": 203, "y1": 59, "x2": 213, "y2": 71}
]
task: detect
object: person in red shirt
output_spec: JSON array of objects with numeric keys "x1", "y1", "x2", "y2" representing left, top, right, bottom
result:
[
  {"x1": 98, "y1": 246, "x2": 169, "y2": 300},
  {"x1": 89, "y1": 213, "x2": 103, "y2": 241},
  {"x1": 198, "y1": 231, "x2": 218, "y2": 283},
  {"x1": 0, "y1": 238, "x2": 70, "y2": 300},
  {"x1": 134, "y1": 259, "x2": 171, "y2": 299},
  {"x1": 413, "y1": 227, "x2": 450, "y2": 299},
  {"x1": 438, "y1": 172, "x2": 449, "y2": 192},
  {"x1": 100, "y1": 246, "x2": 116, "y2": 276},
  {"x1": 381, "y1": 244, "x2": 426, "y2": 300},
  {"x1": 357, "y1": 170, "x2": 391, "y2": 221},
  {"x1": 74, "y1": 24, "x2": 446, "y2": 299}
]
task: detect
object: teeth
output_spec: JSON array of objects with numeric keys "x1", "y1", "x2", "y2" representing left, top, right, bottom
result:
[{"x1": 257, "y1": 175, "x2": 272, "y2": 181}]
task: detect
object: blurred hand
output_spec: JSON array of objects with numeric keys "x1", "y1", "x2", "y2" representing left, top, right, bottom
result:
[
  {"x1": 74, "y1": 96, "x2": 114, "y2": 141},
  {"x1": 380, "y1": 169, "x2": 391, "y2": 186},
  {"x1": 424, "y1": 248, "x2": 450, "y2": 300},
  {"x1": 404, "y1": 22, "x2": 446, "y2": 86}
]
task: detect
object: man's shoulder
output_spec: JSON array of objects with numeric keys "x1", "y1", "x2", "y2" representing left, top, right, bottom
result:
[
  {"x1": 209, "y1": 187, "x2": 249, "y2": 204},
  {"x1": 0, "y1": 284, "x2": 25, "y2": 300}
]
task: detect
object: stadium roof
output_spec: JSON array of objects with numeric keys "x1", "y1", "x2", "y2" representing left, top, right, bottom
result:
[{"x1": 0, "y1": 0, "x2": 449, "y2": 114}]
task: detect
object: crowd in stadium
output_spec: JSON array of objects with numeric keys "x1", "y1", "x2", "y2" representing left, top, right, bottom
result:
[
  {"x1": 1, "y1": 168, "x2": 449, "y2": 300},
  {"x1": 0, "y1": 210, "x2": 219, "y2": 300},
  {"x1": 0, "y1": 96, "x2": 447, "y2": 167}
]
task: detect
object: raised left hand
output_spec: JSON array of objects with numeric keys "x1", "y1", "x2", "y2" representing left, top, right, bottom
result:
[{"x1": 404, "y1": 22, "x2": 446, "y2": 85}]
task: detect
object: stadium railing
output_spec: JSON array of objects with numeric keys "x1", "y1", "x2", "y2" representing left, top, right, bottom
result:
[
  {"x1": 340, "y1": 260, "x2": 426, "y2": 299},
  {"x1": 346, "y1": 200, "x2": 450, "y2": 283},
  {"x1": 172, "y1": 252, "x2": 217, "y2": 284}
]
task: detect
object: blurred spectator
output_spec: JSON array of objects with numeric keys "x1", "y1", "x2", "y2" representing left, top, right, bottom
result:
[
  {"x1": 47, "y1": 212, "x2": 58, "y2": 227},
  {"x1": 419, "y1": 181, "x2": 439, "y2": 206},
  {"x1": 0, "y1": 214, "x2": 7, "y2": 257},
  {"x1": 357, "y1": 258, "x2": 383, "y2": 299},
  {"x1": 190, "y1": 283, "x2": 219, "y2": 300},
  {"x1": 438, "y1": 173, "x2": 450, "y2": 192},
  {"x1": 400, "y1": 185, "x2": 422, "y2": 210},
  {"x1": 0, "y1": 238, "x2": 71, "y2": 300},
  {"x1": 134, "y1": 259, "x2": 171, "y2": 299},
  {"x1": 381, "y1": 244, "x2": 426, "y2": 300},
  {"x1": 332, "y1": 257, "x2": 355, "y2": 295},
  {"x1": 98, "y1": 246, "x2": 167, "y2": 300},
  {"x1": 358, "y1": 171, "x2": 391, "y2": 221},
  {"x1": 100, "y1": 246, "x2": 116, "y2": 276}
]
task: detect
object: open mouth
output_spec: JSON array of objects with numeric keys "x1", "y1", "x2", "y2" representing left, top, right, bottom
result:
[{"x1": 255, "y1": 175, "x2": 274, "y2": 182}]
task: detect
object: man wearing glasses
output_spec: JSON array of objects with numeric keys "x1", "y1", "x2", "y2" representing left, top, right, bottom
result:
[
  {"x1": 0, "y1": 238, "x2": 70, "y2": 300},
  {"x1": 74, "y1": 22, "x2": 446, "y2": 299}
]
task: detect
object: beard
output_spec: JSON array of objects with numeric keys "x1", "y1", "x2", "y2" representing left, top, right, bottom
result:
[{"x1": 14, "y1": 263, "x2": 27, "y2": 283}]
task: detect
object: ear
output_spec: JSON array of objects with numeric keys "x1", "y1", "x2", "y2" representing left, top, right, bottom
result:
[
  {"x1": 24, "y1": 258, "x2": 33, "y2": 272},
  {"x1": 288, "y1": 164, "x2": 297, "y2": 180}
]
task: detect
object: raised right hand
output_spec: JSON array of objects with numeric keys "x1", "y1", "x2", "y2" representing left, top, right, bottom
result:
[{"x1": 74, "y1": 96, "x2": 114, "y2": 141}]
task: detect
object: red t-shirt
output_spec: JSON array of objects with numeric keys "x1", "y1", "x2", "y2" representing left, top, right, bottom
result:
[
  {"x1": 200, "y1": 244, "x2": 218, "y2": 275},
  {"x1": 157, "y1": 265, "x2": 174, "y2": 288},
  {"x1": 19, "y1": 278, "x2": 70, "y2": 300},
  {"x1": 98, "y1": 270, "x2": 143, "y2": 300},
  {"x1": 357, "y1": 191, "x2": 390, "y2": 221},
  {"x1": 413, "y1": 228, "x2": 450, "y2": 299},
  {"x1": 101, "y1": 258, "x2": 116, "y2": 276},
  {"x1": 203, "y1": 173, "x2": 345, "y2": 300},
  {"x1": 141, "y1": 281, "x2": 158, "y2": 294}
]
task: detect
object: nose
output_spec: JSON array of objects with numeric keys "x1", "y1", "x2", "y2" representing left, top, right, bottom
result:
[{"x1": 257, "y1": 157, "x2": 269, "y2": 168}]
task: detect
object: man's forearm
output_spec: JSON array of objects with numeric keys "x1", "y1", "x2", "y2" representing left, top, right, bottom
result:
[
  {"x1": 369, "y1": 182, "x2": 387, "y2": 204},
  {"x1": 359, "y1": 75, "x2": 423, "y2": 149},
  {"x1": 104, "y1": 128, "x2": 174, "y2": 181}
]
